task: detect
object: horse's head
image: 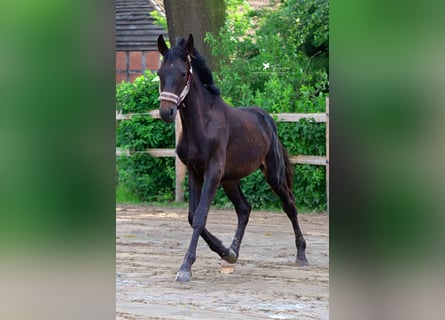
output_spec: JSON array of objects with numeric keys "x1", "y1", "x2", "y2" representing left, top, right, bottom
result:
[{"x1": 157, "y1": 34, "x2": 194, "y2": 123}]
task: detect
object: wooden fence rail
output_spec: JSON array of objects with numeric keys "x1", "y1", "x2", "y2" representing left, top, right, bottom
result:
[{"x1": 116, "y1": 98, "x2": 329, "y2": 211}]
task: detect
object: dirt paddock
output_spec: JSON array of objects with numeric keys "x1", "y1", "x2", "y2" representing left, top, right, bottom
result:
[{"x1": 116, "y1": 205, "x2": 329, "y2": 319}]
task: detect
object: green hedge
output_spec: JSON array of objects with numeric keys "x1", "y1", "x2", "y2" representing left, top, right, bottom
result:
[
  {"x1": 116, "y1": 72, "x2": 176, "y2": 203},
  {"x1": 116, "y1": 71, "x2": 326, "y2": 211}
]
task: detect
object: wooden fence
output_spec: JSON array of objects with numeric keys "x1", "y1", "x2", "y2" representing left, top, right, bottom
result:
[{"x1": 116, "y1": 98, "x2": 329, "y2": 211}]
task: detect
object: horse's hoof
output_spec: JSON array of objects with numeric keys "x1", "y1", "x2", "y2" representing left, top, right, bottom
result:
[
  {"x1": 296, "y1": 258, "x2": 309, "y2": 267},
  {"x1": 222, "y1": 248, "x2": 237, "y2": 264},
  {"x1": 175, "y1": 270, "x2": 192, "y2": 282}
]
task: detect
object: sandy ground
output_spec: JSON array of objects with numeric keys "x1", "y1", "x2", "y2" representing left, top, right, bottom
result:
[{"x1": 116, "y1": 205, "x2": 329, "y2": 319}]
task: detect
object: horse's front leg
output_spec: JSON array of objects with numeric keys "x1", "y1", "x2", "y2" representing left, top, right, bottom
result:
[
  {"x1": 176, "y1": 163, "x2": 223, "y2": 282},
  {"x1": 186, "y1": 172, "x2": 202, "y2": 227},
  {"x1": 187, "y1": 172, "x2": 236, "y2": 263}
]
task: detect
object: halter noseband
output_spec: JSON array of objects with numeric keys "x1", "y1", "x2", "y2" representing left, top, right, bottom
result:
[{"x1": 159, "y1": 55, "x2": 193, "y2": 109}]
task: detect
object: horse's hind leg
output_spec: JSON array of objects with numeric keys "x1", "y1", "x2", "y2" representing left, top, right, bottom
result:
[
  {"x1": 267, "y1": 176, "x2": 308, "y2": 266},
  {"x1": 264, "y1": 157, "x2": 308, "y2": 266},
  {"x1": 221, "y1": 180, "x2": 252, "y2": 263}
]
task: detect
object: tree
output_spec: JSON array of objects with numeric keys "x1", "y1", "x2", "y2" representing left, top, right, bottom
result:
[{"x1": 163, "y1": 0, "x2": 226, "y2": 69}]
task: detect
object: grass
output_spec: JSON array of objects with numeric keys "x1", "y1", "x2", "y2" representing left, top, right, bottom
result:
[{"x1": 116, "y1": 183, "x2": 139, "y2": 204}]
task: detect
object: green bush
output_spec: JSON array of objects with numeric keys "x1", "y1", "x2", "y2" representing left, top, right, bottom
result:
[
  {"x1": 206, "y1": 0, "x2": 328, "y2": 113},
  {"x1": 116, "y1": 71, "x2": 176, "y2": 203},
  {"x1": 116, "y1": 71, "x2": 327, "y2": 210}
]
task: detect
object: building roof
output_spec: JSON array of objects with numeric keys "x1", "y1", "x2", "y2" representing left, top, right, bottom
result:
[{"x1": 116, "y1": 0, "x2": 168, "y2": 51}]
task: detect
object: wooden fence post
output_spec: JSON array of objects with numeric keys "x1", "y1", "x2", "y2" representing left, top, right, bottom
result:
[{"x1": 175, "y1": 115, "x2": 186, "y2": 202}]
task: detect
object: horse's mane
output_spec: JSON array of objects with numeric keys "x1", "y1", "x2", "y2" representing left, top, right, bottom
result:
[{"x1": 166, "y1": 38, "x2": 220, "y2": 96}]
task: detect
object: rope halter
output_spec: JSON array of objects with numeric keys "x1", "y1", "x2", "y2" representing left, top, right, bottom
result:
[{"x1": 158, "y1": 55, "x2": 193, "y2": 108}]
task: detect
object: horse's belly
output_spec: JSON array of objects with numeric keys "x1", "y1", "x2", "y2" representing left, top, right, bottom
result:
[{"x1": 222, "y1": 149, "x2": 264, "y2": 180}]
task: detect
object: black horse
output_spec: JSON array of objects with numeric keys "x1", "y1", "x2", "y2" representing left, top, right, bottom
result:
[{"x1": 157, "y1": 34, "x2": 308, "y2": 282}]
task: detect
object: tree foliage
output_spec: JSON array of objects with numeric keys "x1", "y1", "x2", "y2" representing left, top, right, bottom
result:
[{"x1": 206, "y1": 0, "x2": 328, "y2": 112}]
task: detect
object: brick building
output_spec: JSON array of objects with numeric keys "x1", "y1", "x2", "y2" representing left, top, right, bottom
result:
[{"x1": 116, "y1": 0, "x2": 167, "y2": 83}]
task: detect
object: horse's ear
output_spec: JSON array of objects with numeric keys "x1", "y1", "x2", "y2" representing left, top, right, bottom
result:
[
  {"x1": 157, "y1": 35, "x2": 168, "y2": 56},
  {"x1": 185, "y1": 34, "x2": 194, "y2": 55}
]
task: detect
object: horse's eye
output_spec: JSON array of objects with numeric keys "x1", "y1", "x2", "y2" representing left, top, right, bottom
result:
[{"x1": 182, "y1": 73, "x2": 186, "y2": 78}]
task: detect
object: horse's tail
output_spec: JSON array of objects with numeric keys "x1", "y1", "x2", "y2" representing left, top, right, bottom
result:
[
  {"x1": 281, "y1": 141, "x2": 293, "y2": 189},
  {"x1": 267, "y1": 117, "x2": 293, "y2": 189}
]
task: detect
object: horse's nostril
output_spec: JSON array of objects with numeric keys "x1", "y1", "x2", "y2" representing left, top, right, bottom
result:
[{"x1": 170, "y1": 108, "x2": 174, "y2": 116}]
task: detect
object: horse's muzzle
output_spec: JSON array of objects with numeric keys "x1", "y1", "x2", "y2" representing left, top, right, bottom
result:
[{"x1": 159, "y1": 102, "x2": 177, "y2": 123}]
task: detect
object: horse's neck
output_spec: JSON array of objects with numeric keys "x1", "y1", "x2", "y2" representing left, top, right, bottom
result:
[{"x1": 179, "y1": 82, "x2": 211, "y2": 134}]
